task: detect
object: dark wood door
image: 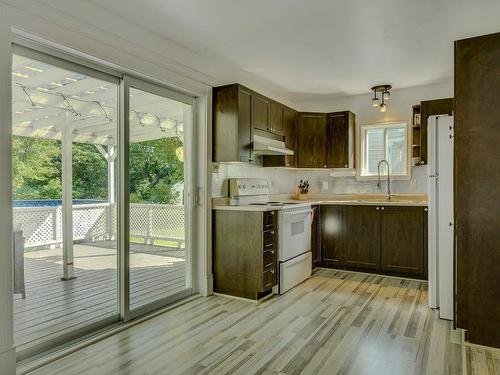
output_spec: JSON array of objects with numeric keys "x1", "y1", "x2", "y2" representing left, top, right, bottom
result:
[
  {"x1": 320, "y1": 205, "x2": 344, "y2": 267},
  {"x1": 311, "y1": 206, "x2": 320, "y2": 268},
  {"x1": 455, "y1": 32, "x2": 500, "y2": 347},
  {"x1": 237, "y1": 86, "x2": 253, "y2": 162},
  {"x1": 326, "y1": 112, "x2": 351, "y2": 168},
  {"x1": 297, "y1": 113, "x2": 327, "y2": 168},
  {"x1": 420, "y1": 98, "x2": 453, "y2": 165},
  {"x1": 251, "y1": 92, "x2": 270, "y2": 132},
  {"x1": 270, "y1": 100, "x2": 284, "y2": 136},
  {"x1": 345, "y1": 206, "x2": 380, "y2": 270},
  {"x1": 380, "y1": 206, "x2": 424, "y2": 276}
]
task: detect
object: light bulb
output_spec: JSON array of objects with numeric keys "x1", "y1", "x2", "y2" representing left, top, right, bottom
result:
[
  {"x1": 383, "y1": 91, "x2": 390, "y2": 100},
  {"x1": 372, "y1": 97, "x2": 380, "y2": 107},
  {"x1": 380, "y1": 103, "x2": 387, "y2": 113}
]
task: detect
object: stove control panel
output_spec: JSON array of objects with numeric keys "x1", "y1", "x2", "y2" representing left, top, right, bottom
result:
[{"x1": 229, "y1": 178, "x2": 270, "y2": 197}]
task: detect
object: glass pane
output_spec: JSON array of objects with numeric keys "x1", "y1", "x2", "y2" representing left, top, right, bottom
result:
[
  {"x1": 12, "y1": 53, "x2": 118, "y2": 352},
  {"x1": 387, "y1": 126, "x2": 407, "y2": 175},
  {"x1": 365, "y1": 128, "x2": 385, "y2": 175},
  {"x1": 128, "y1": 86, "x2": 191, "y2": 310}
]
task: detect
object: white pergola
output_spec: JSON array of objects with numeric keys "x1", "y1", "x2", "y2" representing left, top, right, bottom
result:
[{"x1": 12, "y1": 53, "x2": 186, "y2": 280}]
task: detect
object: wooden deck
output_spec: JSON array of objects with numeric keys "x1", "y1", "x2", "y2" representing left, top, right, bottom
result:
[{"x1": 14, "y1": 242, "x2": 187, "y2": 352}]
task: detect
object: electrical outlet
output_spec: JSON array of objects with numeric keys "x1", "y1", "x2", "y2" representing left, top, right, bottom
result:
[{"x1": 322, "y1": 181, "x2": 329, "y2": 191}]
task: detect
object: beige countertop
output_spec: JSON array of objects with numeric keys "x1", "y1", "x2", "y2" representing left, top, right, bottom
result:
[{"x1": 212, "y1": 193, "x2": 428, "y2": 211}]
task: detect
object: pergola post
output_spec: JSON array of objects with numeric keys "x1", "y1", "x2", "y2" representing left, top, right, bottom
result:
[
  {"x1": 61, "y1": 112, "x2": 75, "y2": 280},
  {"x1": 96, "y1": 144, "x2": 116, "y2": 240}
]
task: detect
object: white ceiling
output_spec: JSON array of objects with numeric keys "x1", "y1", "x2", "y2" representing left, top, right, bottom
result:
[{"x1": 83, "y1": 0, "x2": 500, "y2": 102}]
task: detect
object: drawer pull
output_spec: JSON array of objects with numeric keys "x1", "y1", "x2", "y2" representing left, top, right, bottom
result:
[
  {"x1": 270, "y1": 269, "x2": 275, "y2": 274},
  {"x1": 265, "y1": 243, "x2": 274, "y2": 249},
  {"x1": 265, "y1": 262, "x2": 274, "y2": 268}
]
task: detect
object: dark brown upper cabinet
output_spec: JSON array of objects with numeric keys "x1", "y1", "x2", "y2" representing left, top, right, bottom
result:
[
  {"x1": 297, "y1": 112, "x2": 328, "y2": 168},
  {"x1": 326, "y1": 111, "x2": 355, "y2": 168},
  {"x1": 344, "y1": 205, "x2": 381, "y2": 270},
  {"x1": 380, "y1": 206, "x2": 425, "y2": 276},
  {"x1": 269, "y1": 100, "x2": 285, "y2": 136},
  {"x1": 263, "y1": 106, "x2": 298, "y2": 168},
  {"x1": 213, "y1": 84, "x2": 253, "y2": 162},
  {"x1": 251, "y1": 92, "x2": 270, "y2": 132},
  {"x1": 420, "y1": 98, "x2": 453, "y2": 165}
]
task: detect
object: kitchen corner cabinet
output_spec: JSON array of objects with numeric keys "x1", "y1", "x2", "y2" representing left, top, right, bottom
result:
[
  {"x1": 326, "y1": 111, "x2": 354, "y2": 168},
  {"x1": 213, "y1": 84, "x2": 253, "y2": 162},
  {"x1": 297, "y1": 112, "x2": 328, "y2": 168},
  {"x1": 213, "y1": 210, "x2": 278, "y2": 300},
  {"x1": 319, "y1": 205, "x2": 427, "y2": 279}
]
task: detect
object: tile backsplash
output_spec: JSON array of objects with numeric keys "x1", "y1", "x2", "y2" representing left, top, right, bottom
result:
[{"x1": 212, "y1": 162, "x2": 428, "y2": 198}]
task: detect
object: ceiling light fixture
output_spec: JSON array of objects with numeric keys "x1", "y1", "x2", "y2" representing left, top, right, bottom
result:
[{"x1": 371, "y1": 85, "x2": 392, "y2": 113}]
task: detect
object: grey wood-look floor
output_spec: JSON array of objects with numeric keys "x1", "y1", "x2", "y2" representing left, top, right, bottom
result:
[
  {"x1": 15, "y1": 243, "x2": 186, "y2": 351},
  {"x1": 28, "y1": 269, "x2": 500, "y2": 375}
]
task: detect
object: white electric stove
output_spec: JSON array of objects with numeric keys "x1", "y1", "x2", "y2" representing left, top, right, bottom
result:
[{"x1": 228, "y1": 178, "x2": 312, "y2": 294}]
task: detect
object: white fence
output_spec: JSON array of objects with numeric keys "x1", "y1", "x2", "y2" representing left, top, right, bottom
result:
[{"x1": 13, "y1": 203, "x2": 185, "y2": 250}]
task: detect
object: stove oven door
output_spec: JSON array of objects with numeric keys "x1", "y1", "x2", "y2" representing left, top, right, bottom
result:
[{"x1": 278, "y1": 207, "x2": 312, "y2": 262}]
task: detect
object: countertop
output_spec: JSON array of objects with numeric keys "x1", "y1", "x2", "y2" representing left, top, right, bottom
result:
[{"x1": 212, "y1": 193, "x2": 428, "y2": 211}]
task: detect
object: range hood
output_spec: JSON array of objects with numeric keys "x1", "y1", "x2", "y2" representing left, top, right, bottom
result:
[{"x1": 253, "y1": 134, "x2": 294, "y2": 156}]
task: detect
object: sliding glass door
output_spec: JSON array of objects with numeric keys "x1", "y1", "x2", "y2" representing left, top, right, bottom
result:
[
  {"x1": 123, "y1": 77, "x2": 194, "y2": 319},
  {"x1": 11, "y1": 44, "x2": 196, "y2": 359}
]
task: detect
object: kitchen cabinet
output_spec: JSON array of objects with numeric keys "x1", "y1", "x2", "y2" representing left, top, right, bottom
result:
[
  {"x1": 419, "y1": 98, "x2": 454, "y2": 165},
  {"x1": 344, "y1": 206, "x2": 381, "y2": 270},
  {"x1": 263, "y1": 106, "x2": 298, "y2": 167},
  {"x1": 213, "y1": 84, "x2": 253, "y2": 162},
  {"x1": 270, "y1": 100, "x2": 285, "y2": 136},
  {"x1": 326, "y1": 111, "x2": 354, "y2": 168},
  {"x1": 381, "y1": 206, "x2": 425, "y2": 275},
  {"x1": 317, "y1": 204, "x2": 427, "y2": 278},
  {"x1": 213, "y1": 209, "x2": 278, "y2": 300},
  {"x1": 311, "y1": 205, "x2": 320, "y2": 268},
  {"x1": 251, "y1": 92, "x2": 270, "y2": 132},
  {"x1": 320, "y1": 205, "x2": 343, "y2": 267},
  {"x1": 297, "y1": 112, "x2": 328, "y2": 168}
]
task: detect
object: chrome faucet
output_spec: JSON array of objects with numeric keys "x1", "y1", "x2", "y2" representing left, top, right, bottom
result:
[{"x1": 377, "y1": 159, "x2": 391, "y2": 201}]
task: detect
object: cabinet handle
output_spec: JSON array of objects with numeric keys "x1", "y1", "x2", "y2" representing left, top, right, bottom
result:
[
  {"x1": 270, "y1": 269, "x2": 275, "y2": 274},
  {"x1": 376, "y1": 207, "x2": 379, "y2": 210},
  {"x1": 345, "y1": 164, "x2": 348, "y2": 168},
  {"x1": 269, "y1": 230, "x2": 275, "y2": 235},
  {"x1": 324, "y1": 164, "x2": 327, "y2": 168},
  {"x1": 265, "y1": 262, "x2": 274, "y2": 268},
  {"x1": 424, "y1": 208, "x2": 428, "y2": 212},
  {"x1": 381, "y1": 207, "x2": 385, "y2": 210}
]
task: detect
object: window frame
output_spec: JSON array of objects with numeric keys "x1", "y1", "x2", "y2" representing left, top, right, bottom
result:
[{"x1": 356, "y1": 121, "x2": 410, "y2": 180}]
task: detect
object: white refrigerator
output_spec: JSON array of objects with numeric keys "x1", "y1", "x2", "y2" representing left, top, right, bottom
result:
[{"x1": 427, "y1": 115, "x2": 454, "y2": 320}]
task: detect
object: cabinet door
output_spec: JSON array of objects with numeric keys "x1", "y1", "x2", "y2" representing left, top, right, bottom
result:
[
  {"x1": 326, "y1": 112, "x2": 352, "y2": 168},
  {"x1": 252, "y1": 92, "x2": 270, "y2": 132},
  {"x1": 381, "y1": 206, "x2": 424, "y2": 276},
  {"x1": 320, "y1": 205, "x2": 343, "y2": 267},
  {"x1": 345, "y1": 206, "x2": 381, "y2": 270},
  {"x1": 297, "y1": 113, "x2": 327, "y2": 168},
  {"x1": 311, "y1": 206, "x2": 320, "y2": 268},
  {"x1": 237, "y1": 86, "x2": 253, "y2": 162},
  {"x1": 284, "y1": 107, "x2": 298, "y2": 167},
  {"x1": 270, "y1": 100, "x2": 284, "y2": 136},
  {"x1": 420, "y1": 98, "x2": 454, "y2": 165}
]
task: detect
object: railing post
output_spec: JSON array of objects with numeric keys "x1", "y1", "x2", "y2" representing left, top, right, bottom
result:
[{"x1": 146, "y1": 205, "x2": 153, "y2": 245}]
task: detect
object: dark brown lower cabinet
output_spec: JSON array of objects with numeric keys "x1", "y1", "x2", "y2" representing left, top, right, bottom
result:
[
  {"x1": 320, "y1": 205, "x2": 343, "y2": 267},
  {"x1": 318, "y1": 205, "x2": 427, "y2": 279},
  {"x1": 344, "y1": 206, "x2": 381, "y2": 270},
  {"x1": 311, "y1": 206, "x2": 320, "y2": 268},
  {"x1": 381, "y1": 206, "x2": 425, "y2": 276}
]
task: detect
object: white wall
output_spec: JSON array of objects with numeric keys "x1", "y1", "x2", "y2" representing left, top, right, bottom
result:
[{"x1": 212, "y1": 80, "x2": 453, "y2": 198}]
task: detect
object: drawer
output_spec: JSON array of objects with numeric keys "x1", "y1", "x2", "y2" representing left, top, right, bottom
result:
[
  {"x1": 263, "y1": 230, "x2": 276, "y2": 249},
  {"x1": 262, "y1": 267, "x2": 277, "y2": 291},
  {"x1": 263, "y1": 248, "x2": 276, "y2": 270},
  {"x1": 263, "y1": 211, "x2": 277, "y2": 231}
]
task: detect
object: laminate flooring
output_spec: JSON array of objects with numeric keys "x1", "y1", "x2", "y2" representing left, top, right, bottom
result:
[{"x1": 28, "y1": 269, "x2": 500, "y2": 375}]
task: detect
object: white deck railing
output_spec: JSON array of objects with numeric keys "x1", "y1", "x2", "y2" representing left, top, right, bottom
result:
[{"x1": 13, "y1": 203, "x2": 185, "y2": 250}]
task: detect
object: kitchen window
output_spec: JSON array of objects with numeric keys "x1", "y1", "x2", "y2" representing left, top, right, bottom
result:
[{"x1": 360, "y1": 122, "x2": 409, "y2": 177}]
